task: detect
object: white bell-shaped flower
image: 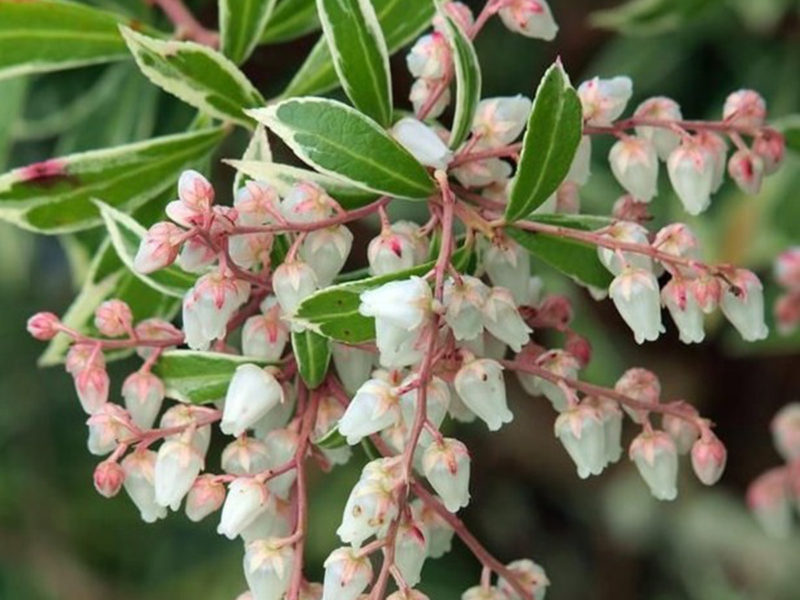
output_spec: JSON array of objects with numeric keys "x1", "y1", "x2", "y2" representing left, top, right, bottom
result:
[
  {"x1": 243, "y1": 538, "x2": 293, "y2": 600},
  {"x1": 242, "y1": 296, "x2": 289, "y2": 361},
  {"x1": 185, "y1": 474, "x2": 225, "y2": 522},
  {"x1": 253, "y1": 383, "x2": 296, "y2": 439},
  {"x1": 719, "y1": 269, "x2": 768, "y2": 341},
  {"x1": 322, "y1": 546, "x2": 373, "y2": 600},
  {"x1": 359, "y1": 277, "x2": 433, "y2": 330},
  {"x1": 614, "y1": 367, "x2": 660, "y2": 424},
  {"x1": 272, "y1": 259, "x2": 318, "y2": 317},
  {"x1": 662, "y1": 277, "x2": 705, "y2": 344},
  {"x1": 667, "y1": 138, "x2": 716, "y2": 215},
  {"x1": 122, "y1": 450, "x2": 167, "y2": 523},
  {"x1": 578, "y1": 76, "x2": 633, "y2": 126},
  {"x1": 121, "y1": 371, "x2": 165, "y2": 430},
  {"x1": 497, "y1": 559, "x2": 550, "y2": 600},
  {"x1": 453, "y1": 358, "x2": 512, "y2": 431},
  {"x1": 471, "y1": 95, "x2": 533, "y2": 148},
  {"x1": 451, "y1": 157, "x2": 513, "y2": 188},
  {"x1": 217, "y1": 477, "x2": 269, "y2": 539},
  {"x1": 609, "y1": 267, "x2": 664, "y2": 344},
  {"x1": 262, "y1": 427, "x2": 299, "y2": 499},
  {"x1": 410, "y1": 498, "x2": 454, "y2": 559},
  {"x1": 338, "y1": 379, "x2": 399, "y2": 445},
  {"x1": 634, "y1": 97, "x2": 683, "y2": 160},
  {"x1": 300, "y1": 225, "x2": 353, "y2": 286},
  {"x1": 391, "y1": 117, "x2": 453, "y2": 170},
  {"x1": 481, "y1": 287, "x2": 532, "y2": 352},
  {"x1": 391, "y1": 221, "x2": 429, "y2": 263},
  {"x1": 182, "y1": 272, "x2": 250, "y2": 350},
  {"x1": 86, "y1": 403, "x2": 128, "y2": 456},
  {"x1": 593, "y1": 396, "x2": 624, "y2": 465},
  {"x1": 367, "y1": 229, "x2": 417, "y2": 276},
  {"x1": 240, "y1": 496, "x2": 292, "y2": 543},
  {"x1": 498, "y1": 0, "x2": 558, "y2": 41},
  {"x1": 554, "y1": 403, "x2": 607, "y2": 478},
  {"x1": 332, "y1": 343, "x2": 375, "y2": 395},
  {"x1": 387, "y1": 590, "x2": 429, "y2": 600},
  {"x1": 533, "y1": 350, "x2": 581, "y2": 412},
  {"x1": 662, "y1": 410, "x2": 699, "y2": 454},
  {"x1": 281, "y1": 181, "x2": 335, "y2": 223},
  {"x1": 221, "y1": 436, "x2": 271, "y2": 475},
  {"x1": 159, "y1": 404, "x2": 212, "y2": 456},
  {"x1": 154, "y1": 437, "x2": 203, "y2": 510},
  {"x1": 609, "y1": 136, "x2": 659, "y2": 202},
  {"x1": 221, "y1": 364, "x2": 285, "y2": 437},
  {"x1": 394, "y1": 519, "x2": 428, "y2": 587},
  {"x1": 406, "y1": 32, "x2": 450, "y2": 79},
  {"x1": 422, "y1": 438, "x2": 471, "y2": 513},
  {"x1": 443, "y1": 275, "x2": 489, "y2": 341},
  {"x1": 629, "y1": 430, "x2": 679, "y2": 501},
  {"x1": 596, "y1": 220, "x2": 653, "y2": 275},
  {"x1": 483, "y1": 238, "x2": 531, "y2": 305},
  {"x1": 374, "y1": 318, "x2": 424, "y2": 368},
  {"x1": 336, "y1": 459, "x2": 399, "y2": 547},
  {"x1": 723, "y1": 89, "x2": 767, "y2": 129}
]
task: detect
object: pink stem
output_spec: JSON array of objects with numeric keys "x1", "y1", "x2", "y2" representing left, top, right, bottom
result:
[{"x1": 149, "y1": 0, "x2": 219, "y2": 47}]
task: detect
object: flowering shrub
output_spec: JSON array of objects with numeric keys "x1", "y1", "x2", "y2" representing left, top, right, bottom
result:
[{"x1": 4, "y1": 0, "x2": 799, "y2": 599}]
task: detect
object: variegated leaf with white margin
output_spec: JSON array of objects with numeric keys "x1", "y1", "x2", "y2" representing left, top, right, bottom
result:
[
  {"x1": 96, "y1": 200, "x2": 198, "y2": 298},
  {"x1": 317, "y1": 0, "x2": 393, "y2": 125},
  {"x1": 232, "y1": 125, "x2": 273, "y2": 196},
  {"x1": 224, "y1": 159, "x2": 377, "y2": 209},
  {"x1": 120, "y1": 26, "x2": 265, "y2": 127},
  {"x1": 0, "y1": 126, "x2": 225, "y2": 234},
  {"x1": 220, "y1": 0, "x2": 278, "y2": 64},
  {"x1": 246, "y1": 97, "x2": 435, "y2": 199}
]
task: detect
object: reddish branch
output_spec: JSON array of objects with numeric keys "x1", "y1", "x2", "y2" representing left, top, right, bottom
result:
[{"x1": 148, "y1": 0, "x2": 219, "y2": 47}]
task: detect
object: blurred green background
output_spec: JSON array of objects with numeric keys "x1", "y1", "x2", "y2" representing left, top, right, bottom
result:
[{"x1": 1, "y1": 0, "x2": 800, "y2": 598}]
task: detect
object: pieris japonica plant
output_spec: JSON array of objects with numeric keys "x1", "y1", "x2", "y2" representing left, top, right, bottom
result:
[{"x1": 6, "y1": 0, "x2": 796, "y2": 598}]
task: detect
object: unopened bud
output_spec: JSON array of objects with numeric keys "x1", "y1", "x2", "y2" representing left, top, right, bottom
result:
[
  {"x1": 720, "y1": 269, "x2": 768, "y2": 342},
  {"x1": 609, "y1": 136, "x2": 659, "y2": 202},
  {"x1": 134, "y1": 221, "x2": 183, "y2": 274},
  {"x1": 497, "y1": 558, "x2": 550, "y2": 600},
  {"x1": 242, "y1": 297, "x2": 289, "y2": 361},
  {"x1": 691, "y1": 432, "x2": 727, "y2": 485},
  {"x1": 634, "y1": 96, "x2": 683, "y2": 160},
  {"x1": 282, "y1": 181, "x2": 335, "y2": 224},
  {"x1": 723, "y1": 89, "x2": 767, "y2": 129},
  {"x1": 93, "y1": 460, "x2": 125, "y2": 498},
  {"x1": 609, "y1": 267, "x2": 664, "y2": 344},
  {"x1": 74, "y1": 362, "x2": 110, "y2": 415},
  {"x1": 322, "y1": 546, "x2": 373, "y2": 600},
  {"x1": 185, "y1": 474, "x2": 225, "y2": 522},
  {"x1": 406, "y1": 32, "x2": 451, "y2": 80},
  {"x1": 597, "y1": 221, "x2": 652, "y2": 275},
  {"x1": 423, "y1": 438, "x2": 471, "y2": 513},
  {"x1": 498, "y1": 0, "x2": 558, "y2": 41},
  {"x1": 471, "y1": 95, "x2": 533, "y2": 148},
  {"x1": 578, "y1": 76, "x2": 633, "y2": 126},
  {"x1": 409, "y1": 78, "x2": 450, "y2": 119},
  {"x1": 299, "y1": 225, "x2": 353, "y2": 287},
  {"x1": 122, "y1": 449, "x2": 167, "y2": 523},
  {"x1": 662, "y1": 405, "x2": 699, "y2": 454},
  {"x1": 752, "y1": 130, "x2": 785, "y2": 175},
  {"x1": 27, "y1": 311, "x2": 60, "y2": 340},
  {"x1": 367, "y1": 229, "x2": 417, "y2": 276},
  {"x1": 629, "y1": 430, "x2": 679, "y2": 501},
  {"x1": 612, "y1": 194, "x2": 650, "y2": 224},
  {"x1": 727, "y1": 149, "x2": 764, "y2": 195},
  {"x1": 122, "y1": 370, "x2": 165, "y2": 430},
  {"x1": 615, "y1": 367, "x2": 660, "y2": 423},
  {"x1": 391, "y1": 117, "x2": 453, "y2": 170}
]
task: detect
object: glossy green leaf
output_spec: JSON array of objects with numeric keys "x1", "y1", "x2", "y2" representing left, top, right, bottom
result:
[
  {"x1": 224, "y1": 159, "x2": 377, "y2": 209},
  {"x1": 96, "y1": 201, "x2": 197, "y2": 298},
  {"x1": 282, "y1": 0, "x2": 434, "y2": 98},
  {"x1": 317, "y1": 0, "x2": 393, "y2": 125},
  {"x1": 505, "y1": 61, "x2": 582, "y2": 222},
  {"x1": 506, "y1": 214, "x2": 613, "y2": 289},
  {"x1": 260, "y1": 0, "x2": 320, "y2": 43},
  {"x1": 0, "y1": 127, "x2": 225, "y2": 234},
  {"x1": 247, "y1": 98, "x2": 435, "y2": 199},
  {"x1": 292, "y1": 329, "x2": 332, "y2": 388},
  {"x1": 220, "y1": 0, "x2": 278, "y2": 64},
  {"x1": 294, "y1": 244, "x2": 473, "y2": 343},
  {"x1": 120, "y1": 26, "x2": 265, "y2": 127},
  {"x1": 314, "y1": 424, "x2": 347, "y2": 449},
  {"x1": 154, "y1": 350, "x2": 273, "y2": 404},
  {"x1": 0, "y1": 0, "x2": 130, "y2": 81},
  {"x1": 437, "y1": 7, "x2": 481, "y2": 149}
]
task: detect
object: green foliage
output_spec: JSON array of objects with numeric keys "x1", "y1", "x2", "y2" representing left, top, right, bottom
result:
[
  {"x1": 260, "y1": 0, "x2": 321, "y2": 44},
  {"x1": 220, "y1": 0, "x2": 279, "y2": 64},
  {"x1": 292, "y1": 329, "x2": 332, "y2": 388}
]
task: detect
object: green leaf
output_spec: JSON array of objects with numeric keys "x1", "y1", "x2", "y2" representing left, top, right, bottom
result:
[
  {"x1": 294, "y1": 244, "x2": 473, "y2": 343},
  {"x1": 224, "y1": 159, "x2": 377, "y2": 209},
  {"x1": 282, "y1": 0, "x2": 434, "y2": 98},
  {"x1": 315, "y1": 424, "x2": 347, "y2": 449},
  {"x1": 220, "y1": 0, "x2": 278, "y2": 64},
  {"x1": 437, "y1": 8, "x2": 481, "y2": 149},
  {"x1": 120, "y1": 26, "x2": 265, "y2": 127},
  {"x1": 247, "y1": 98, "x2": 435, "y2": 199},
  {"x1": 505, "y1": 61, "x2": 582, "y2": 222},
  {"x1": 506, "y1": 214, "x2": 613, "y2": 289},
  {"x1": 590, "y1": 0, "x2": 723, "y2": 36},
  {"x1": 0, "y1": 127, "x2": 225, "y2": 234},
  {"x1": 260, "y1": 0, "x2": 320, "y2": 44},
  {"x1": 154, "y1": 350, "x2": 274, "y2": 404},
  {"x1": 0, "y1": 0, "x2": 130, "y2": 81},
  {"x1": 292, "y1": 329, "x2": 332, "y2": 388},
  {"x1": 317, "y1": 0, "x2": 393, "y2": 126},
  {"x1": 96, "y1": 201, "x2": 197, "y2": 298},
  {"x1": 38, "y1": 239, "x2": 180, "y2": 366},
  {"x1": 232, "y1": 125, "x2": 273, "y2": 197}
]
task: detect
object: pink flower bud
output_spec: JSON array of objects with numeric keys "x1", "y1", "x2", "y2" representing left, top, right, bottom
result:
[
  {"x1": 612, "y1": 194, "x2": 651, "y2": 224},
  {"x1": 723, "y1": 89, "x2": 766, "y2": 129},
  {"x1": 691, "y1": 432, "x2": 727, "y2": 485},
  {"x1": 667, "y1": 138, "x2": 716, "y2": 215},
  {"x1": 498, "y1": 0, "x2": 558, "y2": 41},
  {"x1": 134, "y1": 318, "x2": 182, "y2": 359},
  {"x1": 322, "y1": 546, "x2": 373, "y2": 600},
  {"x1": 662, "y1": 407, "x2": 699, "y2": 454},
  {"x1": 634, "y1": 96, "x2": 682, "y2": 160},
  {"x1": 120, "y1": 370, "x2": 164, "y2": 430},
  {"x1": 391, "y1": 117, "x2": 453, "y2": 169},
  {"x1": 771, "y1": 403, "x2": 800, "y2": 461},
  {"x1": 74, "y1": 362, "x2": 110, "y2": 415},
  {"x1": 727, "y1": 148, "x2": 765, "y2": 195},
  {"x1": 454, "y1": 358, "x2": 512, "y2": 431},
  {"x1": 597, "y1": 221, "x2": 653, "y2": 275},
  {"x1": 242, "y1": 297, "x2": 289, "y2": 361},
  {"x1": 565, "y1": 331, "x2": 592, "y2": 367},
  {"x1": 652, "y1": 223, "x2": 699, "y2": 267},
  {"x1": 498, "y1": 558, "x2": 550, "y2": 600},
  {"x1": 423, "y1": 438, "x2": 471, "y2": 512},
  {"x1": 367, "y1": 229, "x2": 417, "y2": 276},
  {"x1": 747, "y1": 467, "x2": 792, "y2": 538},
  {"x1": 719, "y1": 268, "x2": 768, "y2": 341},
  {"x1": 243, "y1": 538, "x2": 293, "y2": 600},
  {"x1": 94, "y1": 299, "x2": 133, "y2": 338},
  {"x1": 185, "y1": 474, "x2": 226, "y2": 522},
  {"x1": 299, "y1": 225, "x2": 353, "y2": 287},
  {"x1": 578, "y1": 76, "x2": 633, "y2": 126},
  {"x1": 409, "y1": 78, "x2": 451, "y2": 119},
  {"x1": 406, "y1": 32, "x2": 451, "y2": 79},
  {"x1": 696, "y1": 130, "x2": 728, "y2": 192},
  {"x1": 615, "y1": 368, "x2": 660, "y2": 423},
  {"x1": 689, "y1": 274, "x2": 722, "y2": 314},
  {"x1": 228, "y1": 231, "x2": 272, "y2": 271},
  {"x1": 93, "y1": 460, "x2": 125, "y2": 498},
  {"x1": 433, "y1": 2, "x2": 474, "y2": 32},
  {"x1": 775, "y1": 247, "x2": 800, "y2": 290},
  {"x1": 481, "y1": 287, "x2": 532, "y2": 352},
  {"x1": 234, "y1": 180, "x2": 280, "y2": 226},
  {"x1": 472, "y1": 95, "x2": 533, "y2": 148},
  {"x1": 178, "y1": 169, "x2": 214, "y2": 210},
  {"x1": 752, "y1": 130, "x2": 785, "y2": 174},
  {"x1": 774, "y1": 292, "x2": 800, "y2": 335},
  {"x1": 629, "y1": 430, "x2": 679, "y2": 501},
  {"x1": 532, "y1": 350, "x2": 580, "y2": 412},
  {"x1": 483, "y1": 238, "x2": 531, "y2": 306},
  {"x1": 609, "y1": 267, "x2": 665, "y2": 344},
  {"x1": 86, "y1": 403, "x2": 130, "y2": 455},
  {"x1": 134, "y1": 221, "x2": 183, "y2": 274},
  {"x1": 27, "y1": 311, "x2": 60, "y2": 340},
  {"x1": 394, "y1": 518, "x2": 428, "y2": 587},
  {"x1": 662, "y1": 277, "x2": 705, "y2": 344},
  {"x1": 609, "y1": 136, "x2": 659, "y2": 202}
]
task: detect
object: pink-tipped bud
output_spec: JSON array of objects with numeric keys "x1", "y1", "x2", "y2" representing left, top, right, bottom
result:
[
  {"x1": 771, "y1": 403, "x2": 800, "y2": 462},
  {"x1": 86, "y1": 403, "x2": 130, "y2": 456},
  {"x1": 423, "y1": 438, "x2": 471, "y2": 513},
  {"x1": 667, "y1": 138, "x2": 716, "y2": 215},
  {"x1": 134, "y1": 221, "x2": 184, "y2": 274},
  {"x1": 596, "y1": 220, "x2": 652, "y2": 276},
  {"x1": 134, "y1": 318, "x2": 182, "y2": 359},
  {"x1": 534, "y1": 295, "x2": 573, "y2": 330},
  {"x1": 615, "y1": 368, "x2": 660, "y2": 423},
  {"x1": 282, "y1": 181, "x2": 335, "y2": 224},
  {"x1": 93, "y1": 460, "x2": 125, "y2": 498},
  {"x1": 368, "y1": 229, "x2": 417, "y2": 276},
  {"x1": 322, "y1": 547, "x2": 373, "y2": 600},
  {"x1": 691, "y1": 432, "x2": 727, "y2": 485},
  {"x1": 653, "y1": 223, "x2": 699, "y2": 265},
  {"x1": 185, "y1": 474, "x2": 226, "y2": 522},
  {"x1": 498, "y1": 558, "x2": 550, "y2": 600},
  {"x1": 178, "y1": 169, "x2": 214, "y2": 209},
  {"x1": 234, "y1": 180, "x2": 280, "y2": 226},
  {"x1": 242, "y1": 297, "x2": 289, "y2": 361},
  {"x1": 433, "y1": 2, "x2": 474, "y2": 32},
  {"x1": 629, "y1": 430, "x2": 679, "y2": 501},
  {"x1": 774, "y1": 292, "x2": 800, "y2": 335},
  {"x1": 689, "y1": 273, "x2": 722, "y2": 314},
  {"x1": 74, "y1": 363, "x2": 110, "y2": 415},
  {"x1": 27, "y1": 311, "x2": 60, "y2": 340},
  {"x1": 662, "y1": 406, "x2": 700, "y2": 454},
  {"x1": 533, "y1": 349, "x2": 581, "y2": 412},
  {"x1": 565, "y1": 331, "x2": 592, "y2": 367},
  {"x1": 727, "y1": 149, "x2": 765, "y2": 195},
  {"x1": 609, "y1": 136, "x2": 659, "y2": 202},
  {"x1": 634, "y1": 96, "x2": 683, "y2": 160},
  {"x1": 723, "y1": 89, "x2": 767, "y2": 129},
  {"x1": 498, "y1": 0, "x2": 558, "y2": 41},
  {"x1": 774, "y1": 247, "x2": 800, "y2": 290},
  {"x1": 406, "y1": 32, "x2": 451, "y2": 80},
  {"x1": 609, "y1": 267, "x2": 665, "y2": 344},
  {"x1": 720, "y1": 268, "x2": 768, "y2": 342},
  {"x1": 752, "y1": 130, "x2": 785, "y2": 174},
  {"x1": 612, "y1": 194, "x2": 651, "y2": 224},
  {"x1": 578, "y1": 76, "x2": 633, "y2": 126},
  {"x1": 409, "y1": 78, "x2": 451, "y2": 120},
  {"x1": 121, "y1": 371, "x2": 165, "y2": 430},
  {"x1": 662, "y1": 277, "x2": 705, "y2": 344},
  {"x1": 94, "y1": 299, "x2": 133, "y2": 338},
  {"x1": 747, "y1": 467, "x2": 792, "y2": 538}
]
